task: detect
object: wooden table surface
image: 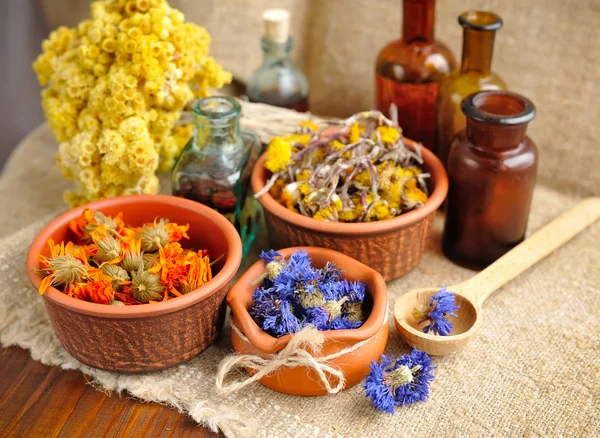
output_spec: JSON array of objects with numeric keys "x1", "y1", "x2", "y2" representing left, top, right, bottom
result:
[{"x1": 0, "y1": 346, "x2": 220, "y2": 437}]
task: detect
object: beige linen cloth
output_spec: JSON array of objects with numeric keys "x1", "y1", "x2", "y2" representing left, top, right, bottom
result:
[
  {"x1": 0, "y1": 126, "x2": 599, "y2": 437},
  {"x1": 1, "y1": 0, "x2": 599, "y2": 436}
]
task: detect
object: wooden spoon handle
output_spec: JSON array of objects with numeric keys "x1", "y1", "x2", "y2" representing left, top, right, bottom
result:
[{"x1": 456, "y1": 197, "x2": 600, "y2": 305}]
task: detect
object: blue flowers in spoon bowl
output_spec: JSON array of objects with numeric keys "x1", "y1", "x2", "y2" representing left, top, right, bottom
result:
[
  {"x1": 249, "y1": 249, "x2": 368, "y2": 338},
  {"x1": 412, "y1": 286, "x2": 460, "y2": 336}
]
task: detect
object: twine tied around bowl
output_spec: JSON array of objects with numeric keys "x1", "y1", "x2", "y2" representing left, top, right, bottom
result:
[{"x1": 215, "y1": 312, "x2": 388, "y2": 395}]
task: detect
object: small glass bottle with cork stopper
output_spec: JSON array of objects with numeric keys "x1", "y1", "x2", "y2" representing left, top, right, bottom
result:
[{"x1": 247, "y1": 9, "x2": 309, "y2": 112}]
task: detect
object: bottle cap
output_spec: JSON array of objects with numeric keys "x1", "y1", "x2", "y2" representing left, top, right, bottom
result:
[{"x1": 262, "y1": 9, "x2": 290, "y2": 43}]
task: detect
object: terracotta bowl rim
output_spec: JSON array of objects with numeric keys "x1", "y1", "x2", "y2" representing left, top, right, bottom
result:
[
  {"x1": 250, "y1": 138, "x2": 448, "y2": 235},
  {"x1": 227, "y1": 246, "x2": 388, "y2": 354},
  {"x1": 26, "y1": 194, "x2": 243, "y2": 318}
]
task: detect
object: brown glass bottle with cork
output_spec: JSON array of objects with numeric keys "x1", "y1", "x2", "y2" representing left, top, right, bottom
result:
[
  {"x1": 443, "y1": 91, "x2": 538, "y2": 269},
  {"x1": 376, "y1": 0, "x2": 456, "y2": 149}
]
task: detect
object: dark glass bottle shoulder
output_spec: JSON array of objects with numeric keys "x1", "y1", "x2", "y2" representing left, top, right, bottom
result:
[
  {"x1": 376, "y1": 38, "x2": 456, "y2": 84},
  {"x1": 448, "y1": 131, "x2": 538, "y2": 179},
  {"x1": 439, "y1": 71, "x2": 506, "y2": 97}
]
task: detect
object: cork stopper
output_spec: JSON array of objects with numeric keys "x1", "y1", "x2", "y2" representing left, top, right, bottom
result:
[{"x1": 262, "y1": 9, "x2": 290, "y2": 43}]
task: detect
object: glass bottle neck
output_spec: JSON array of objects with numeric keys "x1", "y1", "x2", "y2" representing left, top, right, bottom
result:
[
  {"x1": 460, "y1": 28, "x2": 495, "y2": 75},
  {"x1": 467, "y1": 120, "x2": 528, "y2": 151},
  {"x1": 193, "y1": 97, "x2": 241, "y2": 150},
  {"x1": 402, "y1": 0, "x2": 435, "y2": 43},
  {"x1": 462, "y1": 91, "x2": 536, "y2": 151},
  {"x1": 458, "y1": 12, "x2": 503, "y2": 76},
  {"x1": 261, "y1": 37, "x2": 293, "y2": 64}
]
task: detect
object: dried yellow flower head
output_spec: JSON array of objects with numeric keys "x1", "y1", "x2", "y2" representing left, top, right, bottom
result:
[
  {"x1": 266, "y1": 260, "x2": 284, "y2": 280},
  {"x1": 411, "y1": 304, "x2": 431, "y2": 322},
  {"x1": 296, "y1": 288, "x2": 326, "y2": 309},
  {"x1": 322, "y1": 296, "x2": 349, "y2": 322},
  {"x1": 344, "y1": 302, "x2": 364, "y2": 322},
  {"x1": 142, "y1": 252, "x2": 158, "y2": 270},
  {"x1": 101, "y1": 264, "x2": 130, "y2": 282},
  {"x1": 121, "y1": 241, "x2": 143, "y2": 272},
  {"x1": 91, "y1": 231, "x2": 122, "y2": 263},
  {"x1": 131, "y1": 266, "x2": 165, "y2": 303},
  {"x1": 33, "y1": 0, "x2": 232, "y2": 206},
  {"x1": 138, "y1": 219, "x2": 170, "y2": 252},
  {"x1": 43, "y1": 255, "x2": 89, "y2": 288}
]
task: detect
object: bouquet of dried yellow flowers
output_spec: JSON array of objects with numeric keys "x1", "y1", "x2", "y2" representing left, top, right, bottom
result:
[{"x1": 33, "y1": 0, "x2": 231, "y2": 206}]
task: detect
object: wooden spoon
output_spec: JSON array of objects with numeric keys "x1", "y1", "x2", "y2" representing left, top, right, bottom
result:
[{"x1": 394, "y1": 197, "x2": 600, "y2": 356}]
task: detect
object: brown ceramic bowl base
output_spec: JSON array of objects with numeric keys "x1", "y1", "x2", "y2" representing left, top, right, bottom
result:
[
  {"x1": 251, "y1": 139, "x2": 448, "y2": 281},
  {"x1": 43, "y1": 290, "x2": 229, "y2": 373},
  {"x1": 227, "y1": 247, "x2": 389, "y2": 396},
  {"x1": 27, "y1": 195, "x2": 243, "y2": 373}
]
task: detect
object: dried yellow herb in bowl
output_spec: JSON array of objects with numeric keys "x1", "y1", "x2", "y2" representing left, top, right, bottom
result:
[
  {"x1": 251, "y1": 110, "x2": 448, "y2": 281},
  {"x1": 256, "y1": 111, "x2": 431, "y2": 222}
]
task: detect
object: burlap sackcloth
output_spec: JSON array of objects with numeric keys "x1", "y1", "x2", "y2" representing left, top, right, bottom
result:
[{"x1": 0, "y1": 124, "x2": 598, "y2": 437}]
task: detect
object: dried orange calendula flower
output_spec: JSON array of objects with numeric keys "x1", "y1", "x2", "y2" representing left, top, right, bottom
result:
[
  {"x1": 35, "y1": 209, "x2": 214, "y2": 305},
  {"x1": 37, "y1": 238, "x2": 96, "y2": 294}
]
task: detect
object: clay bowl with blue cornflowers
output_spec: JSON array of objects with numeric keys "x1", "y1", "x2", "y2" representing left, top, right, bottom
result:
[
  {"x1": 250, "y1": 111, "x2": 448, "y2": 282},
  {"x1": 225, "y1": 247, "x2": 388, "y2": 396}
]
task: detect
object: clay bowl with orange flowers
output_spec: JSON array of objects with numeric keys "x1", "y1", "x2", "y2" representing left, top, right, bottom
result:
[
  {"x1": 26, "y1": 194, "x2": 242, "y2": 373},
  {"x1": 227, "y1": 247, "x2": 388, "y2": 396},
  {"x1": 251, "y1": 138, "x2": 448, "y2": 282}
]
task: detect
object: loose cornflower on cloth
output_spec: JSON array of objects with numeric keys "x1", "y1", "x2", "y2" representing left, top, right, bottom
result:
[
  {"x1": 256, "y1": 110, "x2": 431, "y2": 222},
  {"x1": 364, "y1": 349, "x2": 435, "y2": 413},
  {"x1": 412, "y1": 287, "x2": 460, "y2": 336},
  {"x1": 35, "y1": 208, "x2": 213, "y2": 305},
  {"x1": 249, "y1": 250, "x2": 368, "y2": 337}
]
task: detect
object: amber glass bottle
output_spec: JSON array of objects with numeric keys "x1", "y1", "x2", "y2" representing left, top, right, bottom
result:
[
  {"x1": 443, "y1": 91, "x2": 537, "y2": 269},
  {"x1": 435, "y1": 11, "x2": 506, "y2": 168},
  {"x1": 376, "y1": 0, "x2": 456, "y2": 149}
]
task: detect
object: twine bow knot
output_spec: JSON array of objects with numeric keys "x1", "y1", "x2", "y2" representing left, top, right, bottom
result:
[{"x1": 216, "y1": 315, "x2": 387, "y2": 395}]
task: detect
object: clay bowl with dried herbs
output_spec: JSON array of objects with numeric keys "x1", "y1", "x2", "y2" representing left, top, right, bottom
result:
[
  {"x1": 227, "y1": 247, "x2": 389, "y2": 396},
  {"x1": 251, "y1": 112, "x2": 448, "y2": 281},
  {"x1": 26, "y1": 194, "x2": 242, "y2": 373}
]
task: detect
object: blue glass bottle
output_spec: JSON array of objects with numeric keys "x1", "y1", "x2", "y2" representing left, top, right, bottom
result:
[
  {"x1": 247, "y1": 9, "x2": 309, "y2": 112},
  {"x1": 172, "y1": 97, "x2": 261, "y2": 255}
]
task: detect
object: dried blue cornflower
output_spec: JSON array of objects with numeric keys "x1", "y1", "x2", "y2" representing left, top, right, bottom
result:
[
  {"x1": 340, "y1": 279, "x2": 366, "y2": 303},
  {"x1": 272, "y1": 250, "x2": 319, "y2": 296},
  {"x1": 364, "y1": 349, "x2": 435, "y2": 413},
  {"x1": 249, "y1": 249, "x2": 369, "y2": 337},
  {"x1": 321, "y1": 261, "x2": 343, "y2": 281},
  {"x1": 317, "y1": 278, "x2": 343, "y2": 301},
  {"x1": 253, "y1": 250, "x2": 284, "y2": 285},
  {"x1": 412, "y1": 287, "x2": 459, "y2": 336},
  {"x1": 259, "y1": 249, "x2": 281, "y2": 263},
  {"x1": 303, "y1": 306, "x2": 330, "y2": 330},
  {"x1": 330, "y1": 315, "x2": 363, "y2": 330},
  {"x1": 261, "y1": 298, "x2": 300, "y2": 337}
]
